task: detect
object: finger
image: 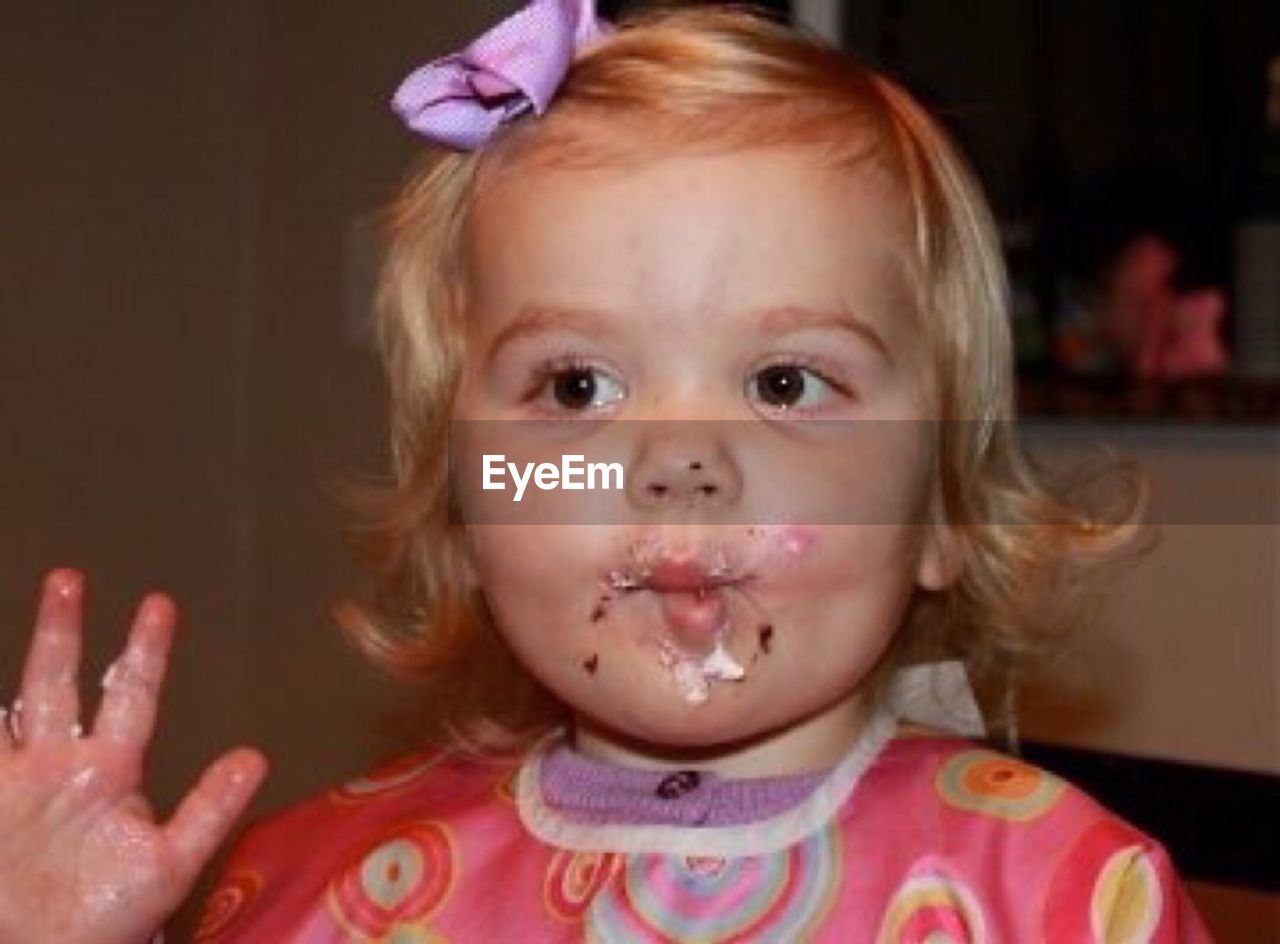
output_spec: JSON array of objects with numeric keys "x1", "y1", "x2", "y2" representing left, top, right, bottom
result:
[
  {"x1": 117, "y1": 791, "x2": 157, "y2": 823},
  {"x1": 17, "y1": 569, "x2": 85, "y2": 743},
  {"x1": 0, "y1": 705, "x2": 12, "y2": 754},
  {"x1": 164, "y1": 748, "x2": 267, "y2": 880},
  {"x1": 90, "y1": 593, "x2": 175, "y2": 747}
]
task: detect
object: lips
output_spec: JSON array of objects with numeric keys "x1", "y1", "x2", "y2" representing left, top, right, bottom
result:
[
  {"x1": 614, "y1": 556, "x2": 743, "y2": 653},
  {"x1": 597, "y1": 529, "x2": 812, "y2": 705},
  {"x1": 658, "y1": 586, "x2": 729, "y2": 649},
  {"x1": 600, "y1": 542, "x2": 759, "y2": 705}
]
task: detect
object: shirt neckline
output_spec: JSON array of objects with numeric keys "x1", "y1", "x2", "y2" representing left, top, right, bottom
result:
[
  {"x1": 538, "y1": 741, "x2": 831, "y2": 828},
  {"x1": 514, "y1": 705, "x2": 900, "y2": 857}
]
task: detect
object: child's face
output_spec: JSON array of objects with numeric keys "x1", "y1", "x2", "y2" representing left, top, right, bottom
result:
[{"x1": 452, "y1": 147, "x2": 953, "y2": 763}]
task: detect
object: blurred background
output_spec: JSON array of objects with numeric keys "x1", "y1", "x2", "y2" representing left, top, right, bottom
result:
[{"x1": 0, "y1": 1, "x2": 1275, "y2": 938}]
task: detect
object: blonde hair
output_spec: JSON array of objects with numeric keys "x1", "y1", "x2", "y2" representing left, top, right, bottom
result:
[{"x1": 335, "y1": 4, "x2": 1144, "y2": 750}]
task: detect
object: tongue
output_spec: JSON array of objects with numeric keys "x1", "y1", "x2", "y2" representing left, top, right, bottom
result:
[{"x1": 659, "y1": 588, "x2": 728, "y2": 652}]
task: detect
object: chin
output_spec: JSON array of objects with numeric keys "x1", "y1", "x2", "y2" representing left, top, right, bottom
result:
[{"x1": 585, "y1": 687, "x2": 792, "y2": 751}]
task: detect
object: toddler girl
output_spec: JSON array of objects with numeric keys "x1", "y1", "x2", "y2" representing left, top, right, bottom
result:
[{"x1": 1, "y1": 2, "x2": 1212, "y2": 940}]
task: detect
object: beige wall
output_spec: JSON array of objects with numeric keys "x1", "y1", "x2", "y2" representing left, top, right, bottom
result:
[
  {"x1": 243, "y1": 0, "x2": 511, "y2": 810},
  {"x1": 1, "y1": 1, "x2": 259, "y2": 805},
  {"x1": 0, "y1": 2, "x2": 508, "y2": 935},
  {"x1": 0, "y1": 0, "x2": 531, "y2": 794},
  {"x1": 1020, "y1": 424, "x2": 1278, "y2": 775}
]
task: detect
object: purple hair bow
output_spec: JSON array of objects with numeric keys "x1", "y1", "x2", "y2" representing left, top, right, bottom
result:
[{"x1": 392, "y1": 0, "x2": 608, "y2": 150}]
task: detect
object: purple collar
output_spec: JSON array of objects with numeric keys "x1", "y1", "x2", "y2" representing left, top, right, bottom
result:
[{"x1": 539, "y1": 743, "x2": 831, "y2": 828}]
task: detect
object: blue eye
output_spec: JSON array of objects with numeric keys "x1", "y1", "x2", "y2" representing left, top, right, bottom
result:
[
  {"x1": 749, "y1": 363, "x2": 839, "y2": 410},
  {"x1": 543, "y1": 363, "x2": 626, "y2": 411}
]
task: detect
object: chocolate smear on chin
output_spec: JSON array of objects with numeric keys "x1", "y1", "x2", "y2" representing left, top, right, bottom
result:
[{"x1": 582, "y1": 653, "x2": 600, "y2": 675}]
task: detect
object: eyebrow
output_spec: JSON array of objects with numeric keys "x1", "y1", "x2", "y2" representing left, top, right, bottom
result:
[
  {"x1": 483, "y1": 306, "x2": 614, "y2": 360},
  {"x1": 483, "y1": 304, "x2": 892, "y2": 362},
  {"x1": 753, "y1": 306, "x2": 893, "y2": 363}
]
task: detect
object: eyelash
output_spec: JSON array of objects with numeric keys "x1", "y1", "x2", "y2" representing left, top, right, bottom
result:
[
  {"x1": 753, "y1": 355, "x2": 855, "y2": 404},
  {"x1": 752, "y1": 355, "x2": 855, "y2": 406},
  {"x1": 520, "y1": 355, "x2": 619, "y2": 408},
  {"x1": 519, "y1": 354, "x2": 857, "y2": 412}
]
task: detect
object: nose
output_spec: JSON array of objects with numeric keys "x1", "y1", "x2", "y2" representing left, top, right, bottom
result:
[{"x1": 627, "y1": 424, "x2": 743, "y2": 512}]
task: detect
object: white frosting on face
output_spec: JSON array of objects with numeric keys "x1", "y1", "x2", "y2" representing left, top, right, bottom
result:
[
  {"x1": 670, "y1": 657, "x2": 710, "y2": 705},
  {"x1": 700, "y1": 639, "x2": 745, "y2": 682},
  {"x1": 657, "y1": 635, "x2": 747, "y2": 706}
]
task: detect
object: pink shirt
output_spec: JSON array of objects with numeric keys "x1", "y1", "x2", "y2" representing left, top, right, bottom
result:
[{"x1": 194, "y1": 713, "x2": 1212, "y2": 942}]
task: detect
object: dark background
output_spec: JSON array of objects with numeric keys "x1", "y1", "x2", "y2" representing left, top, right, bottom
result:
[{"x1": 607, "y1": 0, "x2": 1280, "y2": 389}]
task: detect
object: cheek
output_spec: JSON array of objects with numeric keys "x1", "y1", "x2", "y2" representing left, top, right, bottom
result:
[
  {"x1": 768, "y1": 527, "x2": 923, "y2": 661},
  {"x1": 755, "y1": 528, "x2": 925, "y2": 662},
  {"x1": 465, "y1": 526, "x2": 605, "y2": 624},
  {"x1": 747, "y1": 524, "x2": 921, "y2": 593},
  {"x1": 743, "y1": 429, "x2": 936, "y2": 529}
]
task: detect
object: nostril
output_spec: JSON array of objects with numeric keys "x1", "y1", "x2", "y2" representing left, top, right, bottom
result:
[
  {"x1": 698, "y1": 484, "x2": 718, "y2": 496},
  {"x1": 647, "y1": 483, "x2": 669, "y2": 497}
]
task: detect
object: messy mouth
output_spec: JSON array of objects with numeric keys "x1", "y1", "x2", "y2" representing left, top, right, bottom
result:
[
  {"x1": 606, "y1": 555, "x2": 753, "y2": 649},
  {"x1": 590, "y1": 527, "x2": 818, "y2": 706},
  {"x1": 603, "y1": 544, "x2": 758, "y2": 705},
  {"x1": 605, "y1": 554, "x2": 747, "y2": 592}
]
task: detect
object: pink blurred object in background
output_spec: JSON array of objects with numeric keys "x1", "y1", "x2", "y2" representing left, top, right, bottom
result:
[{"x1": 1101, "y1": 235, "x2": 1229, "y2": 379}]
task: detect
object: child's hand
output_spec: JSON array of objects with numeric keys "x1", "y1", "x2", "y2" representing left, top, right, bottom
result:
[{"x1": 0, "y1": 570, "x2": 267, "y2": 944}]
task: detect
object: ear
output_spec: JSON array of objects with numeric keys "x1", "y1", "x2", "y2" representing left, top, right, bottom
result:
[
  {"x1": 917, "y1": 525, "x2": 962, "y2": 591},
  {"x1": 915, "y1": 484, "x2": 964, "y2": 591}
]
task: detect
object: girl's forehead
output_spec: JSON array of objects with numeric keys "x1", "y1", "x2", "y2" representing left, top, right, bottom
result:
[
  {"x1": 474, "y1": 142, "x2": 906, "y2": 218},
  {"x1": 466, "y1": 148, "x2": 918, "y2": 319}
]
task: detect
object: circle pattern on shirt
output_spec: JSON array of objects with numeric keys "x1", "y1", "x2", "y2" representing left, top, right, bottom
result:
[
  {"x1": 1044, "y1": 819, "x2": 1165, "y2": 942},
  {"x1": 544, "y1": 850, "x2": 623, "y2": 921},
  {"x1": 327, "y1": 820, "x2": 456, "y2": 937},
  {"x1": 1091, "y1": 845, "x2": 1162, "y2": 941},
  {"x1": 875, "y1": 870, "x2": 988, "y2": 943},
  {"x1": 584, "y1": 823, "x2": 842, "y2": 942},
  {"x1": 935, "y1": 750, "x2": 1065, "y2": 822},
  {"x1": 194, "y1": 869, "x2": 262, "y2": 941}
]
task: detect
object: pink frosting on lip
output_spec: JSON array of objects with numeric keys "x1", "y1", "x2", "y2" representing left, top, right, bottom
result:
[
  {"x1": 603, "y1": 525, "x2": 820, "y2": 592},
  {"x1": 606, "y1": 539, "x2": 739, "y2": 590},
  {"x1": 643, "y1": 559, "x2": 737, "y2": 591}
]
